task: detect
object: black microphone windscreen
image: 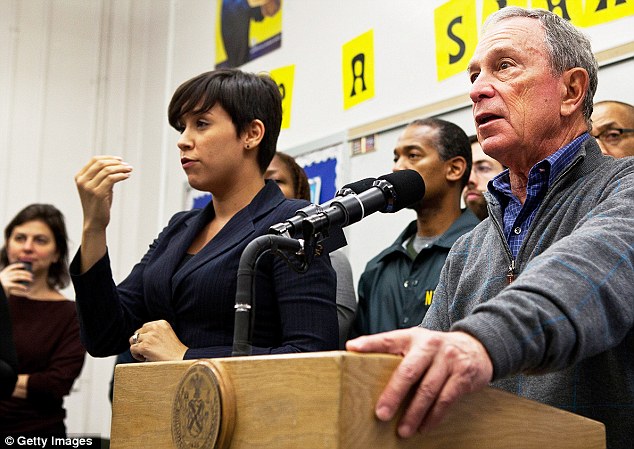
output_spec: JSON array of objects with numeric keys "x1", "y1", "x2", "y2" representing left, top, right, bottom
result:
[
  {"x1": 339, "y1": 177, "x2": 376, "y2": 194},
  {"x1": 378, "y1": 170, "x2": 425, "y2": 211}
]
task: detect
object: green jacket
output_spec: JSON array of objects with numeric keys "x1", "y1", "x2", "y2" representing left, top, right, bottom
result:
[{"x1": 351, "y1": 209, "x2": 479, "y2": 337}]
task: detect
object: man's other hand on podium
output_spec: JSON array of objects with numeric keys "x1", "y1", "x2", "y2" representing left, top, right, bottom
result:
[{"x1": 346, "y1": 327, "x2": 493, "y2": 438}]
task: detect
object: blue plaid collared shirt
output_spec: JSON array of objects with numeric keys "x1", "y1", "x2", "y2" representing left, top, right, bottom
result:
[{"x1": 489, "y1": 133, "x2": 589, "y2": 258}]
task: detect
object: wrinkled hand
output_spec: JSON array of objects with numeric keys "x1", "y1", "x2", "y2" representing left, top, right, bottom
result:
[
  {"x1": 129, "y1": 320, "x2": 188, "y2": 362},
  {"x1": 0, "y1": 263, "x2": 33, "y2": 297},
  {"x1": 75, "y1": 156, "x2": 132, "y2": 232},
  {"x1": 346, "y1": 327, "x2": 493, "y2": 438}
]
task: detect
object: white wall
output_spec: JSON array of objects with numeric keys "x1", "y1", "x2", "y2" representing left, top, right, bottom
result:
[
  {"x1": 0, "y1": 0, "x2": 173, "y2": 438},
  {"x1": 1, "y1": 0, "x2": 632, "y2": 439}
]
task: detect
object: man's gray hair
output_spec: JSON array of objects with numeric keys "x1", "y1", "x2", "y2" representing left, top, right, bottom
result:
[{"x1": 484, "y1": 7, "x2": 598, "y2": 130}]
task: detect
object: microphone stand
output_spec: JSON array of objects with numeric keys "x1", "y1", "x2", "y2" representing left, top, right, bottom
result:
[
  {"x1": 231, "y1": 171, "x2": 424, "y2": 356},
  {"x1": 231, "y1": 234, "x2": 319, "y2": 356}
]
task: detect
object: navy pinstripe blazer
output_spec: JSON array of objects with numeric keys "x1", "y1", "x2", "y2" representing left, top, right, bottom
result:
[{"x1": 71, "y1": 181, "x2": 338, "y2": 359}]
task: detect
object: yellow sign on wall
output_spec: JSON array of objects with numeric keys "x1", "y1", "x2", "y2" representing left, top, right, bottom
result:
[
  {"x1": 531, "y1": 0, "x2": 585, "y2": 26},
  {"x1": 582, "y1": 0, "x2": 634, "y2": 27},
  {"x1": 436, "y1": 0, "x2": 634, "y2": 81},
  {"x1": 270, "y1": 64, "x2": 295, "y2": 129},
  {"x1": 342, "y1": 29, "x2": 375, "y2": 110},
  {"x1": 481, "y1": 0, "x2": 528, "y2": 24},
  {"x1": 434, "y1": 0, "x2": 478, "y2": 81}
]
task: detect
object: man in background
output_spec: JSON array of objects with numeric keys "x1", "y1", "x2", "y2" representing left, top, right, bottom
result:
[
  {"x1": 462, "y1": 135, "x2": 504, "y2": 220},
  {"x1": 591, "y1": 100, "x2": 634, "y2": 158},
  {"x1": 350, "y1": 118, "x2": 479, "y2": 337}
]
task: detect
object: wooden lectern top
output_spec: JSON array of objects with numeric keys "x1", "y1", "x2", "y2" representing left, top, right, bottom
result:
[{"x1": 111, "y1": 351, "x2": 605, "y2": 449}]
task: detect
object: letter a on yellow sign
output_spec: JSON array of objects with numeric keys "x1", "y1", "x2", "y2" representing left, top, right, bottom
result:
[
  {"x1": 435, "y1": 0, "x2": 478, "y2": 81},
  {"x1": 342, "y1": 29, "x2": 375, "y2": 110},
  {"x1": 270, "y1": 64, "x2": 295, "y2": 130}
]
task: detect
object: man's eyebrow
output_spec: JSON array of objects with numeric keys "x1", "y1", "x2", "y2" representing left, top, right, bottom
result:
[
  {"x1": 596, "y1": 121, "x2": 618, "y2": 129},
  {"x1": 396, "y1": 144, "x2": 423, "y2": 153}
]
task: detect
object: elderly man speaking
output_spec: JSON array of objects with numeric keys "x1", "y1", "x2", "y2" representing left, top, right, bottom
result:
[{"x1": 348, "y1": 7, "x2": 634, "y2": 449}]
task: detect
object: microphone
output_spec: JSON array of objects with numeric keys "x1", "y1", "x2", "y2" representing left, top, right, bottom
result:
[
  {"x1": 334, "y1": 177, "x2": 377, "y2": 197},
  {"x1": 301, "y1": 169, "x2": 424, "y2": 235},
  {"x1": 232, "y1": 171, "x2": 424, "y2": 357},
  {"x1": 269, "y1": 177, "x2": 377, "y2": 236},
  {"x1": 233, "y1": 178, "x2": 380, "y2": 357},
  {"x1": 18, "y1": 261, "x2": 32, "y2": 286}
]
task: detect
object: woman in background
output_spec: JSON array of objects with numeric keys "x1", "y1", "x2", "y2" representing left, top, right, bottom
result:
[
  {"x1": 0, "y1": 204, "x2": 86, "y2": 437},
  {"x1": 266, "y1": 152, "x2": 357, "y2": 348},
  {"x1": 265, "y1": 152, "x2": 311, "y2": 201},
  {"x1": 73, "y1": 69, "x2": 337, "y2": 363}
]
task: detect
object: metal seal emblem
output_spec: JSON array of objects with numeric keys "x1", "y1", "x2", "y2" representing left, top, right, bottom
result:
[{"x1": 172, "y1": 361, "x2": 224, "y2": 449}]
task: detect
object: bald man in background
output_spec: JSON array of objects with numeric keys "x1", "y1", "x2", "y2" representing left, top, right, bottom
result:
[{"x1": 591, "y1": 100, "x2": 634, "y2": 158}]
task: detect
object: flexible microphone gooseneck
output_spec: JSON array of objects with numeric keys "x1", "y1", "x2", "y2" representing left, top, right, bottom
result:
[
  {"x1": 232, "y1": 170, "x2": 425, "y2": 357},
  {"x1": 232, "y1": 235, "x2": 302, "y2": 357}
]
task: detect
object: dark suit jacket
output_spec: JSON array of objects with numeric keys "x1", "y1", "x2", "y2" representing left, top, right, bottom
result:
[{"x1": 71, "y1": 181, "x2": 338, "y2": 359}]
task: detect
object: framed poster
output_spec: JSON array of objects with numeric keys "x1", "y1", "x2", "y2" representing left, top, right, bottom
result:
[{"x1": 215, "y1": 0, "x2": 283, "y2": 68}]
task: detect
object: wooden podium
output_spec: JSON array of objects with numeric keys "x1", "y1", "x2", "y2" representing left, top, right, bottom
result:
[{"x1": 111, "y1": 351, "x2": 605, "y2": 449}]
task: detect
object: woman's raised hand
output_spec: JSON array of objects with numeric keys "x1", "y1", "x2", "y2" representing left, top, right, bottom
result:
[
  {"x1": 75, "y1": 156, "x2": 132, "y2": 272},
  {"x1": 75, "y1": 156, "x2": 133, "y2": 231}
]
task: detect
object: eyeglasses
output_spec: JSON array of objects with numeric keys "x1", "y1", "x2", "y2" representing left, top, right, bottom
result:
[{"x1": 591, "y1": 128, "x2": 634, "y2": 146}]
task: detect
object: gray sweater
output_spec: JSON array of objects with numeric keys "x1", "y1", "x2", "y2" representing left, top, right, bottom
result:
[{"x1": 423, "y1": 137, "x2": 634, "y2": 449}]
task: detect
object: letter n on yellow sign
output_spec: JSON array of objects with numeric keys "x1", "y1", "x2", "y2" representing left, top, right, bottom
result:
[
  {"x1": 531, "y1": 0, "x2": 584, "y2": 27},
  {"x1": 342, "y1": 30, "x2": 375, "y2": 110},
  {"x1": 434, "y1": 0, "x2": 478, "y2": 81},
  {"x1": 270, "y1": 65, "x2": 295, "y2": 129}
]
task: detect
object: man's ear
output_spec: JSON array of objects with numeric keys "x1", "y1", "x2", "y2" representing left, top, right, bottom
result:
[
  {"x1": 561, "y1": 67, "x2": 588, "y2": 118},
  {"x1": 445, "y1": 156, "x2": 467, "y2": 183},
  {"x1": 243, "y1": 119, "x2": 265, "y2": 150}
]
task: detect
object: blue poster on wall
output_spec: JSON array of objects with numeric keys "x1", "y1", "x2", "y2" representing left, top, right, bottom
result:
[
  {"x1": 297, "y1": 144, "x2": 342, "y2": 205},
  {"x1": 191, "y1": 193, "x2": 212, "y2": 209},
  {"x1": 303, "y1": 157, "x2": 337, "y2": 204}
]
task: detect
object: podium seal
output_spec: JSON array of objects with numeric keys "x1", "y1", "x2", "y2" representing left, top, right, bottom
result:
[{"x1": 172, "y1": 361, "x2": 234, "y2": 449}]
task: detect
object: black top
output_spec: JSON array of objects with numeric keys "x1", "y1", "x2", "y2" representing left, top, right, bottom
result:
[{"x1": 0, "y1": 286, "x2": 18, "y2": 399}]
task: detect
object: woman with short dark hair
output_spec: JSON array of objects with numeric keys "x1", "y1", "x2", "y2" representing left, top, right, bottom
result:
[{"x1": 72, "y1": 69, "x2": 338, "y2": 362}]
